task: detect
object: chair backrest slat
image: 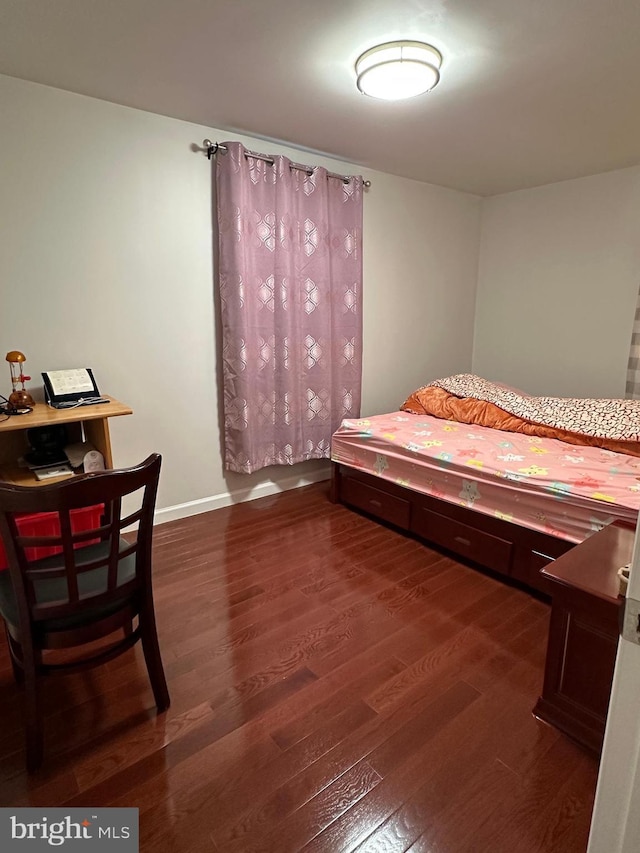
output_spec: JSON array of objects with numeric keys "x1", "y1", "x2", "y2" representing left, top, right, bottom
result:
[
  {"x1": 59, "y1": 509, "x2": 79, "y2": 603},
  {"x1": 107, "y1": 495, "x2": 122, "y2": 592}
]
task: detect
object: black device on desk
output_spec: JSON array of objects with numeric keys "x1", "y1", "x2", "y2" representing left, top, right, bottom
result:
[
  {"x1": 42, "y1": 368, "x2": 109, "y2": 409},
  {"x1": 24, "y1": 424, "x2": 69, "y2": 466}
]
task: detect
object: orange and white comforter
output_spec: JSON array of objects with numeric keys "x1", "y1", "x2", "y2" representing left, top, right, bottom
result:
[{"x1": 402, "y1": 374, "x2": 640, "y2": 456}]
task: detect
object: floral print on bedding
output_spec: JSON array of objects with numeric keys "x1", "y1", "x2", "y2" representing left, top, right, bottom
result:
[{"x1": 331, "y1": 411, "x2": 640, "y2": 543}]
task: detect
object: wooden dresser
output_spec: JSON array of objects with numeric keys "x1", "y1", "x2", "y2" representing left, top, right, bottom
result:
[{"x1": 534, "y1": 521, "x2": 633, "y2": 754}]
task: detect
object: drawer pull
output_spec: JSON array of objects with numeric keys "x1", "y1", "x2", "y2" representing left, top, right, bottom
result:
[
  {"x1": 454, "y1": 536, "x2": 471, "y2": 547},
  {"x1": 369, "y1": 499, "x2": 382, "y2": 509},
  {"x1": 533, "y1": 550, "x2": 555, "y2": 563}
]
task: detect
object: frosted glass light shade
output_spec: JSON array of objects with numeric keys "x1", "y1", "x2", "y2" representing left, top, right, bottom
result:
[{"x1": 355, "y1": 40, "x2": 442, "y2": 100}]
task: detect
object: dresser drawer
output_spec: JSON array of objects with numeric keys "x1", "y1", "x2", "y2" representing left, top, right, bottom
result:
[
  {"x1": 341, "y1": 477, "x2": 411, "y2": 530},
  {"x1": 412, "y1": 507, "x2": 513, "y2": 575}
]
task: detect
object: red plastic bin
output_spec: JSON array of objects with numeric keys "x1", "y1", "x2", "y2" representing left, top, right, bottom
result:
[{"x1": 0, "y1": 505, "x2": 104, "y2": 569}]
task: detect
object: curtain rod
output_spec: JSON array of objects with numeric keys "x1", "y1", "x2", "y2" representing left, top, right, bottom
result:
[{"x1": 203, "y1": 140, "x2": 372, "y2": 188}]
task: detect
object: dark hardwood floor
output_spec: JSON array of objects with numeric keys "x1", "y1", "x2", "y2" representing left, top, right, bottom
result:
[{"x1": 0, "y1": 482, "x2": 598, "y2": 852}]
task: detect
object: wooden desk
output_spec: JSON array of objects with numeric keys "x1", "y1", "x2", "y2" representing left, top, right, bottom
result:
[
  {"x1": 0, "y1": 397, "x2": 132, "y2": 486},
  {"x1": 533, "y1": 521, "x2": 632, "y2": 754}
]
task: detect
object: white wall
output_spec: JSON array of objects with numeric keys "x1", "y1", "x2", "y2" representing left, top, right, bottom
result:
[
  {"x1": 473, "y1": 166, "x2": 640, "y2": 397},
  {"x1": 362, "y1": 171, "x2": 481, "y2": 413},
  {"x1": 0, "y1": 74, "x2": 481, "y2": 518}
]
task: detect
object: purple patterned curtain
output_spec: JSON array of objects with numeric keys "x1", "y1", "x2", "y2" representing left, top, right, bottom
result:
[{"x1": 216, "y1": 141, "x2": 363, "y2": 474}]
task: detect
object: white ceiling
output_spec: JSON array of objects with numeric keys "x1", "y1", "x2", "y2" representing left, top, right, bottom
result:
[{"x1": 1, "y1": 0, "x2": 640, "y2": 196}]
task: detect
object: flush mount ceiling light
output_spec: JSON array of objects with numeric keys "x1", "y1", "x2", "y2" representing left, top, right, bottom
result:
[{"x1": 355, "y1": 40, "x2": 442, "y2": 100}]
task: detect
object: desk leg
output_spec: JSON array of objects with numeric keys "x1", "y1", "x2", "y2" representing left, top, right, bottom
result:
[{"x1": 83, "y1": 418, "x2": 113, "y2": 468}]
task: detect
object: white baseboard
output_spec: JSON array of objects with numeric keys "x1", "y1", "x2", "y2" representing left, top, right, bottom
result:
[{"x1": 153, "y1": 464, "x2": 332, "y2": 526}]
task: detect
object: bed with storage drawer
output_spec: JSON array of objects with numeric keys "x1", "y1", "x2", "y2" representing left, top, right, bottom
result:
[{"x1": 330, "y1": 376, "x2": 640, "y2": 594}]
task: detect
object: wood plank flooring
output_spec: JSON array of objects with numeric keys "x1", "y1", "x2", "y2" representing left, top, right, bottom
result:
[{"x1": 0, "y1": 482, "x2": 598, "y2": 852}]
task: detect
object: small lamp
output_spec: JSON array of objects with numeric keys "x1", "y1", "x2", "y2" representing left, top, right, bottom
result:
[
  {"x1": 6, "y1": 350, "x2": 35, "y2": 409},
  {"x1": 355, "y1": 40, "x2": 442, "y2": 100}
]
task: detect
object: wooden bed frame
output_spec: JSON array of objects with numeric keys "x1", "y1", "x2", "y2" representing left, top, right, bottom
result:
[{"x1": 330, "y1": 461, "x2": 576, "y2": 595}]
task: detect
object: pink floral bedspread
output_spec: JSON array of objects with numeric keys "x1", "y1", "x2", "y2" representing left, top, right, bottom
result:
[{"x1": 331, "y1": 411, "x2": 640, "y2": 543}]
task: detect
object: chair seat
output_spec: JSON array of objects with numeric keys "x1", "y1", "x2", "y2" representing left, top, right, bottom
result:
[{"x1": 0, "y1": 538, "x2": 136, "y2": 631}]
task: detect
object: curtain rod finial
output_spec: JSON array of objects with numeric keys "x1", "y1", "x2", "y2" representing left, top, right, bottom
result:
[{"x1": 203, "y1": 139, "x2": 216, "y2": 160}]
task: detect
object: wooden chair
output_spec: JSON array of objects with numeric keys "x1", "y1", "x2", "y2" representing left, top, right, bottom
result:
[{"x1": 0, "y1": 453, "x2": 169, "y2": 772}]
